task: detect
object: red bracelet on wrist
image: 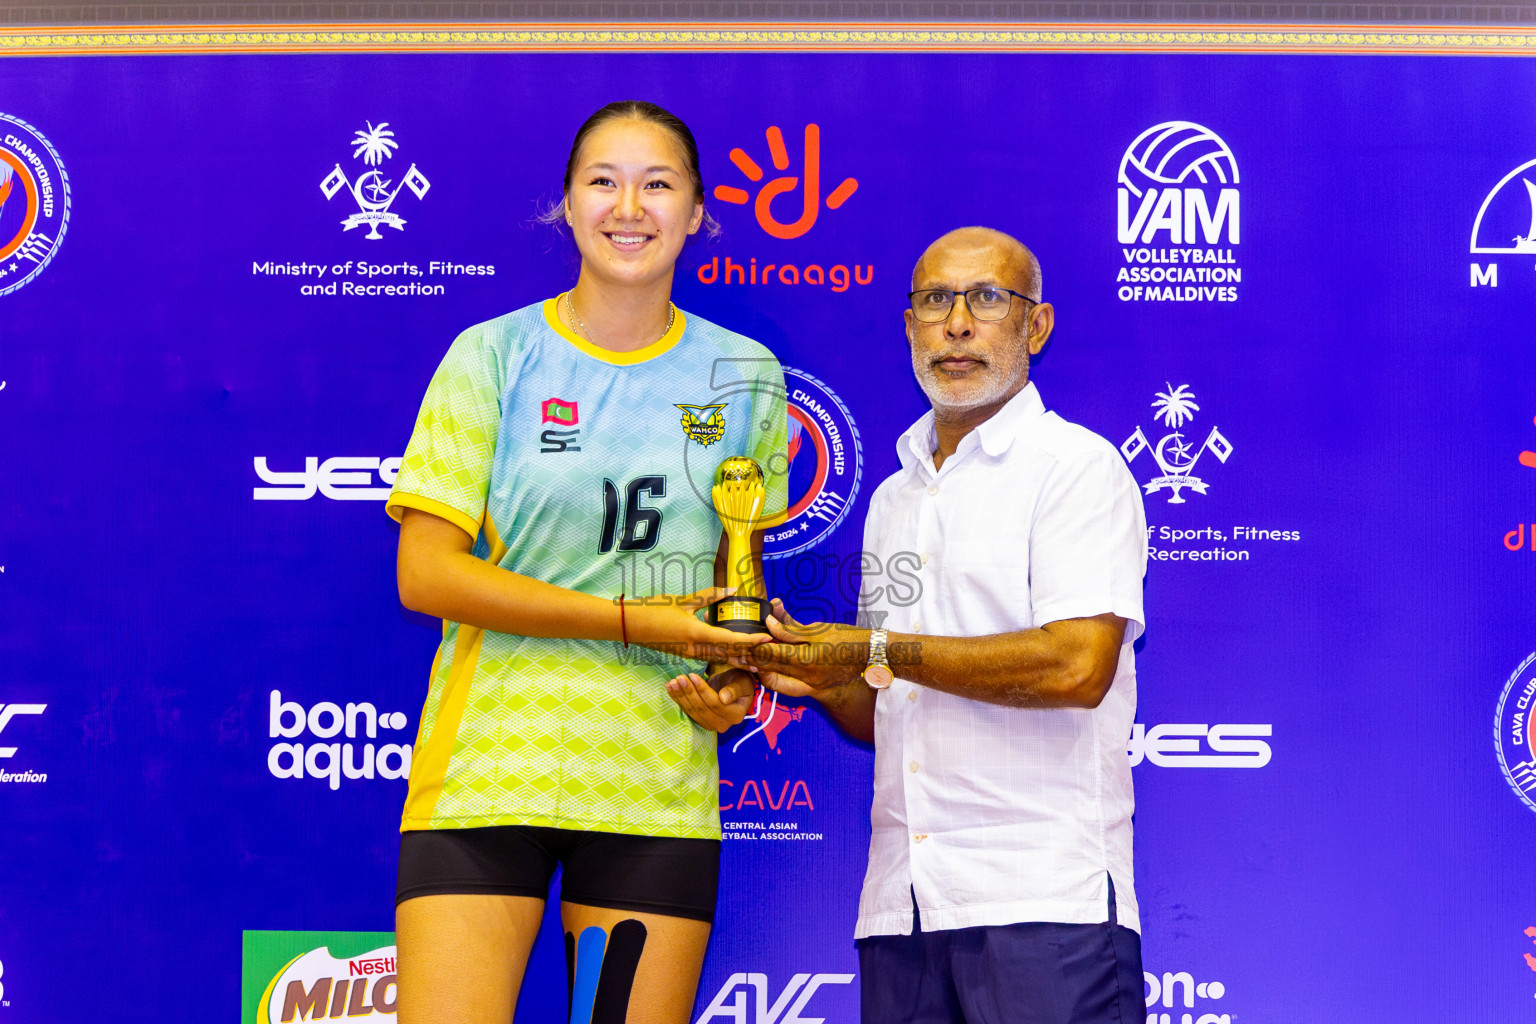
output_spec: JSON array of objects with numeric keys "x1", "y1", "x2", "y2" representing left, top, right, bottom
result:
[{"x1": 618, "y1": 592, "x2": 628, "y2": 648}]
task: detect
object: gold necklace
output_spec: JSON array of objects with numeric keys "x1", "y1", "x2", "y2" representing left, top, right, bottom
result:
[{"x1": 565, "y1": 292, "x2": 675, "y2": 348}]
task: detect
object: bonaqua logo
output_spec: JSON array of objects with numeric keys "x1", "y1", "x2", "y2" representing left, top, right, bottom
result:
[
  {"x1": 1143, "y1": 970, "x2": 1232, "y2": 1024},
  {"x1": 698, "y1": 123, "x2": 871, "y2": 294},
  {"x1": 267, "y1": 690, "x2": 412, "y2": 790}
]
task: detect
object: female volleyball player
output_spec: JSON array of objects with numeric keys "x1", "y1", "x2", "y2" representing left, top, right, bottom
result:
[{"x1": 386, "y1": 101, "x2": 787, "y2": 1023}]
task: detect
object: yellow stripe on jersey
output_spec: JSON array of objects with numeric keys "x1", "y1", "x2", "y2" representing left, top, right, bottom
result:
[
  {"x1": 401, "y1": 511, "x2": 512, "y2": 830},
  {"x1": 543, "y1": 295, "x2": 687, "y2": 366},
  {"x1": 387, "y1": 491, "x2": 483, "y2": 542}
]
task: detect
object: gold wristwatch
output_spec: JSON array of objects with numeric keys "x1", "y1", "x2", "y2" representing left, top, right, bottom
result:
[{"x1": 863, "y1": 628, "x2": 894, "y2": 689}]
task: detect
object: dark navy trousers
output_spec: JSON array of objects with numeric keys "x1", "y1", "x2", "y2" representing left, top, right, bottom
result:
[{"x1": 857, "y1": 880, "x2": 1145, "y2": 1024}]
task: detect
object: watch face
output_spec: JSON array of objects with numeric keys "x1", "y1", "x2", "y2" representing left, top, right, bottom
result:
[{"x1": 864, "y1": 665, "x2": 895, "y2": 689}]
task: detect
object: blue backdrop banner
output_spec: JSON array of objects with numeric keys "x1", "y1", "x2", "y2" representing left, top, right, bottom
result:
[{"x1": 1, "y1": 45, "x2": 1534, "y2": 1024}]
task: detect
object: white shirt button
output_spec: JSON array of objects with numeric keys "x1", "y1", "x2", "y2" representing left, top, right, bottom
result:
[
  {"x1": 909, "y1": 761, "x2": 920, "y2": 773},
  {"x1": 911, "y1": 621, "x2": 922, "y2": 633},
  {"x1": 907, "y1": 691, "x2": 917, "y2": 702},
  {"x1": 928, "y1": 485, "x2": 938, "y2": 495},
  {"x1": 921, "y1": 552, "x2": 930, "y2": 564}
]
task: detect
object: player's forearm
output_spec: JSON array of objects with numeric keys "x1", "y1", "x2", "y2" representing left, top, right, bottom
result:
[
  {"x1": 890, "y1": 616, "x2": 1126, "y2": 709},
  {"x1": 398, "y1": 545, "x2": 625, "y2": 641}
]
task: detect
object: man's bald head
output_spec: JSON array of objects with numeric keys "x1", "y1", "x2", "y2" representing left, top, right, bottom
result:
[{"x1": 910, "y1": 226, "x2": 1042, "y2": 302}]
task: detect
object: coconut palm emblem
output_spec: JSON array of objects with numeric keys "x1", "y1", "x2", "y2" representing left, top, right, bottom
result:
[
  {"x1": 1120, "y1": 384, "x2": 1233, "y2": 503},
  {"x1": 319, "y1": 121, "x2": 431, "y2": 239}
]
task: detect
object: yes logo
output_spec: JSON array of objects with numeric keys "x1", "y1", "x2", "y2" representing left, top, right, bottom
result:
[
  {"x1": 695, "y1": 972, "x2": 854, "y2": 1024},
  {"x1": 713, "y1": 125, "x2": 858, "y2": 239}
]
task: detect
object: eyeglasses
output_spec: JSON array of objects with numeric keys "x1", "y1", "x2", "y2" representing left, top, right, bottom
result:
[{"x1": 907, "y1": 287, "x2": 1038, "y2": 323}]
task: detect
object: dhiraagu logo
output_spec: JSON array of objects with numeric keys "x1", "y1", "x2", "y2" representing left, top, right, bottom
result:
[
  {"x1": 711, "y1": 123, "x2": 858, "y2": 239},
  {"x1": 696, "y1": 123, "x2": 872, "y2": 294},
  {"x1": 242, "y1": 931, "x2": 397, "y2": 1024}
]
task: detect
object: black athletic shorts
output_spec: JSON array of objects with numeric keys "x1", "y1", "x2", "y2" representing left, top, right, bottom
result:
[{"x1": 396, "y1": 825, "x2": 721, "y2": 923}]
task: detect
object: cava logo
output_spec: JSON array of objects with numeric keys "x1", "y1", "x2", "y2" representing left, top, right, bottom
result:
[
  {"x1": 243, "y1": 932, "x2": 397, "y2": 1024},
  {"x1": 1121, "y1": 385, "x2": 1233, "y2": 503},
  {"x1": 1116, "y1": 121, "x2": 1241, "y2": 303},
  {"x1": 267, "y1": 690, "x2": 411, "y2": 790},
  {"x1": 1128, "y1": 723, "x2": 1272, "y2": 768},
  {"x1": 253, "y1": 457, "x2": 400, "y2": 501},
  {"x1": 1143, "y1": 969, "x2": 1233, "y2": 1023},
  {"x1": 695, "y1": 971, "x2": 853, "y2": 1024},
  {"x1": 320, "y1": 122, "x2": 430, "y2": 239},
  {"x1": 728, "y1": 687, "x2": 806, "y2": 756},
  {"x1": 0, "y1": 113, "x2": 69, "y2": 297}
]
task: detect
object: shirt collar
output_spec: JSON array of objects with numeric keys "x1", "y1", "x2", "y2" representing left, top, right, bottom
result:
[{"x1": 896, "y1": 382, "x2": 1047, "y2": 472}]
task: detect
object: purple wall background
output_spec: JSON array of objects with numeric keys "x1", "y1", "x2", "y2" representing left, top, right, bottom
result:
[{"x1": 1, "y1": 50, "x2": 1534, "y2": 1022}]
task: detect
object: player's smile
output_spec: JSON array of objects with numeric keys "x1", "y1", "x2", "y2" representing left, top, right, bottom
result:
[{"x1": 604, "y1": 230, "x2": 656, "y2": 252}]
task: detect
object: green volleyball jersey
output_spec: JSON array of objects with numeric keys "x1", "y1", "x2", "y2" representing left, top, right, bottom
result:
[{"x1": 387, "y1": 297, "x2": 788, "y2": 839}]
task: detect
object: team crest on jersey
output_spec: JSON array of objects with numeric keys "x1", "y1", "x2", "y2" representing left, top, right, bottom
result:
[
  {"x1": 0, "y1": 113, "x2": 70, "y2": 297},
  {"x1": 320, "y1": 121, "x2": 431, "y2": 239},
  {"x1": 675, "y1": 404, "x2": 727, "y2": 446}
]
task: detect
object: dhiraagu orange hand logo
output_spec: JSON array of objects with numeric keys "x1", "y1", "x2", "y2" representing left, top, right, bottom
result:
[
  {"x1": 712, "y1": 124, "x2": 858, "y2": 239},
  {"x1": 698, "y1": 123, "x2": 872, "y2": 294}
]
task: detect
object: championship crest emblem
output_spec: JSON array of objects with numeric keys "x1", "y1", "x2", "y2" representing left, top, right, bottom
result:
[
  {"x1": 1121, "y1": 384, "x2": 1233, "y2": 503},
  {"x1": 0, "y1": 113, "x2": 70, "y2": 298},
  {"x1": 675, "y1": 404, "x2": 727, "y2": 447},
  {"x1": 320, "y1": 122, "x2": 430, "y2": 239}
]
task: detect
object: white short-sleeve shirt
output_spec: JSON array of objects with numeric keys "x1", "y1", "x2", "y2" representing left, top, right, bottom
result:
[{"x1": 856, "y1": 381, "x2": 1149, "y2": 938}]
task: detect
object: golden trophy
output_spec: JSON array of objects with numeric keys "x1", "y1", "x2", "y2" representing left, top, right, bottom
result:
[{"x1": 708, "y1": 456, "x2": 769, "y2": 634}]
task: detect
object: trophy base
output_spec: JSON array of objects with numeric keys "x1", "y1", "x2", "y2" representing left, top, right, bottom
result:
[{"x1": 708, "y1": 596, "x2": 768, "y2": 634}]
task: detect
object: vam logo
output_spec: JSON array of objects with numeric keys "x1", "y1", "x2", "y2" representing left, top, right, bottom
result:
[
  {"x1": 1121, "y1": 384, "x2": 1233, "y2": 504},
  {"x1": 0, "y1": 113, "x2": 70, "y2": 297},
  {"x1": 1128, "y1": 723, "x2": 1272, "y2": 768},
  {"x1": 695, "y1": 971, "x2": 853, "y2": 1024},
  {"x1": 1116, "y1": 121, "x2": 1241, "y2": 303},
  {"x1": 320, "y1": 121, "x2": 430, "y2": 240},
  {"x1": 253, "y1": 456, "x2": 400, "y2": 500},
  {"x1": 712, "y1": 124, "x2": 858, "y2": 239}
]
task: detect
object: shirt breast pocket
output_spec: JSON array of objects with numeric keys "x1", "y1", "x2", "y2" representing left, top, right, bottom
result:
[{"x1": 943, "y1": 520, "x2": 1030, "y2": 624}]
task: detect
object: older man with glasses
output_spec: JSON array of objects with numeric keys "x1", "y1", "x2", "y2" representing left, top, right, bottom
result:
[{"x1": 741, "y1": 226, "x2": 1149, "y2": 1023}]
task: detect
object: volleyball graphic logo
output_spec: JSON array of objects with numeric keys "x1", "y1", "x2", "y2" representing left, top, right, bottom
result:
[
  {"x1": 1116, "y1": 120, "x2": 1241, "y2": 252},
  {"x1": 1118, "y1": 121, "x2": 1240, "y2": 197}
]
